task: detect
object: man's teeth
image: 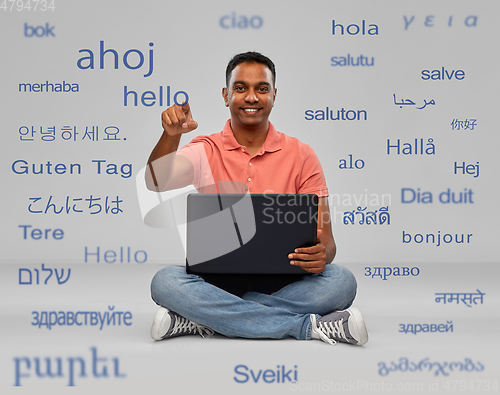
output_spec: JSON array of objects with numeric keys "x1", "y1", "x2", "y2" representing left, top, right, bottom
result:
[{"x1": 244, "y1": 109, "x2": 258, "y2": 112}]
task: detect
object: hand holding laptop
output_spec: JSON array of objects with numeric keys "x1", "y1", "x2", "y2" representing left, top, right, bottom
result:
[{"x1": 289, "y1": 229, "x2": 327, "y2": 274}]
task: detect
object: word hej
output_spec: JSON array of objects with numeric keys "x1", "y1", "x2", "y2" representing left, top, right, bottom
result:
[
  {"x1": 234, "y1": 365, "x2": 297, "y2": 384},
  {"x1": 402, "y1": 188, "x2": 474, "y2": 204},
  {"x1": 332, "y1": 20, "x2": 378, "y2": 35},
  {"x1": 435, "y1": 289, "x2": 485, "y2": 307},
  {"x1": 403, "y1": 15, "x2": 478, "y2": 30},
  {"x1": 14, "y1": 347, "x2": 125, "y2": 386},
  {"x1": 19, "y1": 263, "x2": 70, "y2": 285},
  {"x1": 12, "y1": 159, "x2": 133, "y2": 178}
]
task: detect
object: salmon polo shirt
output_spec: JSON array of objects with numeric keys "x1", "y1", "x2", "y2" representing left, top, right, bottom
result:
[{"x1": 177, "y1": 120, "x2": 329, "y2": 197}]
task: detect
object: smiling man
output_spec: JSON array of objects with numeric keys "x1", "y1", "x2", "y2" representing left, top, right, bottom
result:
[{"x1": 145, "y1": 52, "x2": 368, "y2": 346}]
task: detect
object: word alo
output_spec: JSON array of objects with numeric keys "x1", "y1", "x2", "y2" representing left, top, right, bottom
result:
[{"x1": 14, "y1": 347, "x2": 125, "y2": 386}]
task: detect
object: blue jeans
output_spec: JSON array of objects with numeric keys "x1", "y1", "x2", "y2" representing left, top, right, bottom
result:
[{"x1": 150, "y1": 264, "x2": 357, "y2": 340}]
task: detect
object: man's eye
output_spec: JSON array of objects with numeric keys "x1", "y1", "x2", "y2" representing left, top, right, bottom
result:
[
  {"x1": 259, "y1": 87, "x2": 269, "y2": 92},
  {"x1": 234, "y1": 86, "x2": 244, "y2": 91}
]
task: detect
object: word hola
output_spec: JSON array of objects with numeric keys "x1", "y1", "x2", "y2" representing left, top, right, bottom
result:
[
  {"x1": 77, "y1": 41, "x2": 154, "y2": 78},
  {"x1": 24, "y1": 23, "x2": 55, "y2": 37},
  {"x1": 421, "y1": 67, "x2": 465, "y2": 80},
  {"x1": 220, "y1": 13, "x2": 263, "y2": 29},
  {"x1": 332, "y1": 20, "x2": 378, "y2": 35},
  {"x1": 14, "y1": 347, "x2": 125, "y2": 386},
  {"x1": 19, "y1": 263, "x2": 70, "y2": 285}
]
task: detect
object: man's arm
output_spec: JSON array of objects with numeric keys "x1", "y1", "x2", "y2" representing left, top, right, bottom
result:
[
  {"x1": 145, "y1": 103, "x2": 198, "y2": 192},
  {"x1": 288, "y1": 197, "x2": 336, "y2": 274}
]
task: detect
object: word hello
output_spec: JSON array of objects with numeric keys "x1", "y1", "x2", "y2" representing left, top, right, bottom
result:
[
  {"x1": 234, "y1": 364, "x2": 297, "y2": 383},
  {"x1": 124, "y1": 85, "x2": 188, "y2": 107},
  {"x1": 24, "y1": 23, "x2": 55, "y2": 37},
  {"x1": 421, "y1": 67, "x2": 465, "y2": 80},
  {"x1": 77, "y1": 41, "x2": 154, "y2": 78},
  {"x1": 401, "y1": 188, "x2": 474, "y2": 204},
  {"x1": 84, "y1": 247, "x2": 147, "y2": 263},
  {"x1": 332, "y1": 20, "x2": 378, "y2": 35},
  {"x1": 219, "y1": 13, "x2": 263, "y2": 29},
  {"x1": 13, "y1": 347, "x2": 125, "y2": 386}
]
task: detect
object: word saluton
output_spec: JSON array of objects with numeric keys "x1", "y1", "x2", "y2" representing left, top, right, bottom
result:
[{"x1": 77, "y1": 41, "x2": 154, "y2": 78}]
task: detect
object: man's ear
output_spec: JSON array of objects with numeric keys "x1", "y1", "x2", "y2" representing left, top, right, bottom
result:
[{"x1": 222, "y1": 87, "x2": 229, "y2": 107}]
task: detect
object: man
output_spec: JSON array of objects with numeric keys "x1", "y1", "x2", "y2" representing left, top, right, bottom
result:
[{"x1": 145, "y1": 52, "x2": 368, "y2": 346}]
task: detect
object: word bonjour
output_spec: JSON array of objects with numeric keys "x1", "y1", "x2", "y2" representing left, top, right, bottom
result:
[
  {"x1": 399, "y1": 321, "x2": 453, "y2": 335},
  {"x1": 31, "y1": 306, "x2": 132, "y2": 330},
  {"x1": 365, "y1": 266, "x2": 419, "y2": 281},
  {"x1": 402, "y1": 188, "x2": 474, "y2": 204},
  {"x1": 12, "y1": 159, "x2": 132, "y2": 178},
  {"x1": 13, "y1": 347, "x2": 125, "y2": 386},
  {"x1": 378, "y1": 358, "x2": 484, "y2": 377},
  {"x1": 84, "y1": 246, "x2": 147, "y2": 263},
  {"x1": 403, "y1": 231, "x2": 473, "y2": 247},
  {"x1": 332, "y1": 20, "x2": 378, "y2": 35},
  {"x1": 403, "y1": 15, "x2": 478, "y2": 30},
  {"x1": 234, "y1": 364, "x2": 297, "y2": 384},
  {"x1": 219, "y1": 13, "x2": 263, "y2": 29},
  {"x1": 435, "y1": 290, "x2": 485, "y2": 307},
  {"x1": 421, "y1": 67, "x2": 465, "y2": 80},
  {"x1": 19, "y1": 263, "x2": 70, "y2": 285}
]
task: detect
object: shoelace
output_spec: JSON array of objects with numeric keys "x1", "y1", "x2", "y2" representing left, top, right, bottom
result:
[
  {"x1": 310, "y1": 314, "x2": 348, "y2": 346},
  {"x1": 170, "y1": 314, "x2": 215, "y2": 338}
]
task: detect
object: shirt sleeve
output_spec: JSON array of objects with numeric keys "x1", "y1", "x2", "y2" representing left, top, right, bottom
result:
[
  {"x1": 177, "y1": 138, "x2": 216, "y2": 190},
  {"x1": 298, "y1": 144, "x2": 329, "y2": 197}
]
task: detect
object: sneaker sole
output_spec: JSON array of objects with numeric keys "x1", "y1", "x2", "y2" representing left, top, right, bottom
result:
[
  {"x1": 346, "y1": 307, "x2": 368, "y2": 346},
  {"x1": 150, "y1": 306, "x2": 170, "y2": 341}
]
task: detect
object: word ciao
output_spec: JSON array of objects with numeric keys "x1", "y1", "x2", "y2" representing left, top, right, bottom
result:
[
  {"x1": 14, "y1": 347, "x2": 125, "y2": 386},
  {"x1": 12, "y1": 159, "x2": 132, "y2": 178},
  {"x1": 31, "y1": 306, "x2": 132, "y2": 330},
  {"x1": 399, "y1": 321, "x2": 453, "y2": 335},
  {"x1": 332, "y1": 20, "x2": 378, "y2": 35},
  {"x1": 365, "y1": 266, "x2": 419, "y2": 281},
  {"x1": 234, "y1": 364, "x2": 297, "y2": 383},
  {"x1": 220, "y1": 13, "x2": 263, "y2": 29},
  {"x1": 19, "y1": 264, "x2": 70, "y2": 285},
  {"x1": 435, "y1": 290, "x2": 485, "y2": 307},
  {"x1": 404, "y1": 15, "x2": 478, "y2": 30},
  {"x1": 77, "y1": 41, "x2": 153, "y2": 77},
  {"x1": 421, "y1": 67, "x2": 465, "y2": 80},
  {"x1": 378, "y1": 358, "x2": 484, "y2": 377}
]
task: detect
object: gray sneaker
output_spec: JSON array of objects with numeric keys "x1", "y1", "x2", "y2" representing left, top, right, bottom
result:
[
  {"x1": 150, "y1": 307, "x2": 214, "y2": 341},
  {"x1": 310, "y1": 307, "x2": 368, "y2": 346}
]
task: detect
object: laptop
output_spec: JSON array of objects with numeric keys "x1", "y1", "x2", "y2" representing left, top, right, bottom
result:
[{"x1": 186, "y1": 193, "x2": 318, "y2": 275}]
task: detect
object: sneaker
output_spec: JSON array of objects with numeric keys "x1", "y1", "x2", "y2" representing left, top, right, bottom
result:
[
  {"x1": 150, "y1": 307, "x2": 214, "y2": 341},
  {"x1": 310, "y1": 307, "x2": 368, "y2": 346}
]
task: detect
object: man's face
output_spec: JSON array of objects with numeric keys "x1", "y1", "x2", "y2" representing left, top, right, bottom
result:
[{"x1": 222, "y1": 62, "x2": 277, "y2": 130}]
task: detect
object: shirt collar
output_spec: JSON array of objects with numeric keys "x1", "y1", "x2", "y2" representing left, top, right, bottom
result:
[{"x1": 222, "y1": 119, "x2": 281, "y2": 153}]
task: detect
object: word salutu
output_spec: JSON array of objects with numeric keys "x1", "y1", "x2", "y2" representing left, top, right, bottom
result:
[
  {"x1": 14, "y1": 347, "x2": 125, "y2": 386},
  {"x1": 435, "y1": 290, "x2": 485, "y2": 307},
  {"x1": 378, "y1": 357, "x2": 483, "y2": 377},
  {"x1": 19, "y1": 263, "x2": 70, "y2": 285},
  {"x1": 393, "y1": 94, "x2": 435, "y2": 110}
]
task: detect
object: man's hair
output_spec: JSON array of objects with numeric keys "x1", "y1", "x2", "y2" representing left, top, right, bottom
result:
[{"x1": 225, "y1": 51, "x2": 276, "y2": 88}]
